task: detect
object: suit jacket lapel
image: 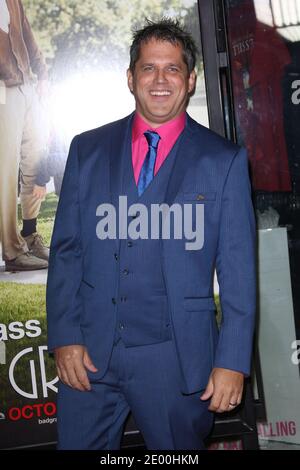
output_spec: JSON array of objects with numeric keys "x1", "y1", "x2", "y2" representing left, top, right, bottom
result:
[
  {"x1": 110, "y1": 113, "x2": 200, "y2": 209},
  {"x1": 109, "y1": 113, "x2": 134, "y2": 251},
  {"x1": 164, "y1": 114, "x2": 200, "y2": 207},
  {"x1": 109, "y1": 113, "x2": 134, "y2": 209},
  {"x1": 108, "y1": 112, "x2": 202, "y2": 250}
]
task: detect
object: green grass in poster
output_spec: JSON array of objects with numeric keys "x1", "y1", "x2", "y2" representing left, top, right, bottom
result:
[
  {"x1": 0, "y1": 283, "x2": 57, "y2": 409},
  {"x1": 0, "y1": 192, "x2": 58, "y2": 409}
]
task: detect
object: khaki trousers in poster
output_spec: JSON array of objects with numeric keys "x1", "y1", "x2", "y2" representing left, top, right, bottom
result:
[{"x1": 0, "y1": 82, "x2": 47, "y2": 261}]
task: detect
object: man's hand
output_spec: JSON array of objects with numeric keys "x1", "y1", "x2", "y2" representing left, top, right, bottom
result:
[
  {"x1": 200, "y1": 367, "x2": 244, "y2": 412},
  {"x1": 32, "y1": 184, "x2": 46, "y2": 200},
  {"x1": 54, "y1": 345, "x2": 98, "y2": 392}
]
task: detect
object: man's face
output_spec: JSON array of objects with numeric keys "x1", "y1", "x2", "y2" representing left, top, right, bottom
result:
[{"x1": 127, "y1": 38, "x2": 196, "y2": 127}]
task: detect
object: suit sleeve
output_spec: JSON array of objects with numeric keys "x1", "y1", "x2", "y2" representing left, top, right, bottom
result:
[
  {"x1": 214, "y1": 147, "x2": 256, "y2": 375},
  {"x1": 46, "y1": 135, "x2": 85, "y2": 351}
]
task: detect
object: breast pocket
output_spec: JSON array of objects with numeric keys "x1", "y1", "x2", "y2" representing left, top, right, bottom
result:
[{"x1": 183, "y1": 192, "x2": 216, "y2": 202}]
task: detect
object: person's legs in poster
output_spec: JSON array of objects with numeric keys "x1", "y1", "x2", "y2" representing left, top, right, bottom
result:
[
  {"x1": 19, "y1": 83, "x2": 49, "y2": 262},
  {"x1": 0, "y1": 84, "x2": 48, "y2": 271}
]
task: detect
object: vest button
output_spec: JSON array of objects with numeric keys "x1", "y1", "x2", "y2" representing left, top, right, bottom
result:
[
  {"x1": 127, "y1": 241, "x2": 133, "y2": 247},
  {"x1": 112, "y1": 298, "x2": 116, "y2": 304},
  {"x1": 119, "y1": 323, "x2": 125, "y2": 330},
  {"x1": 114, "y1": 253, "x2": 118, "y2": 261},
  {"x1": 123, "y1": 269, "x2": 129, "y2": 275}
]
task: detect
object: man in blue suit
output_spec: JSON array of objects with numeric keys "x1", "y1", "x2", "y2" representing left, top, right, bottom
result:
[{"x1": 46, "y1": 18, "x2": 256, "y2": 450}]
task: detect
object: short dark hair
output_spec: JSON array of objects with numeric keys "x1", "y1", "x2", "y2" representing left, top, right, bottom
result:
[{"x1": 129, "y1": 18, "x2": 198, "y2": 74}]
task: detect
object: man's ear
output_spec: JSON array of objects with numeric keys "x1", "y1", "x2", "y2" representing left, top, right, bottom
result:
[
  {"x1": 188, "y1": 70, "x2": 196, "y2": 94},
  {"x1": 127, "y1": 68, "x2": 134, "y2": 93}
]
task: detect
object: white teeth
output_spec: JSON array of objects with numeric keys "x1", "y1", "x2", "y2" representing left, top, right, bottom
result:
[{"x1": 150, "y1": 91, "x2": 171, "y2": 96}]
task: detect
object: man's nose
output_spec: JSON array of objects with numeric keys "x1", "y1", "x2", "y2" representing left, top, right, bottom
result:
[{"x1": 154, "y1": 68, "x2": 168, "y2": 83}]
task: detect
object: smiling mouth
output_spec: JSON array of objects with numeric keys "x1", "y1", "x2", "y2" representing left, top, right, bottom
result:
[{"x1": 150, "y1": 90, "x2": 171, "y2": 96}]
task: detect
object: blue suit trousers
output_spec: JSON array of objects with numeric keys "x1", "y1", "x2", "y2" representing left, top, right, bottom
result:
[{"x1": 57, "y1": 338, "x2": 214, "y2": 450}]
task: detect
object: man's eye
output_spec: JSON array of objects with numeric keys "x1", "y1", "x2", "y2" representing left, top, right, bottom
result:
[
  {"x1": 143, "y1": 66, "x2": 154, "y2": 71},
  {"x1": 168, "y1": 67, "x2": 179, "y2": 72}
]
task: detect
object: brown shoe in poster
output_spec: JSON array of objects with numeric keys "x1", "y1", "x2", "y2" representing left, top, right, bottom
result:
[
  {"x1": 5, "y1": 253, "x2": 48, "y2": 272},
  {"x1": 24, "y1": 232, "x2": 49, "y2": 261}
]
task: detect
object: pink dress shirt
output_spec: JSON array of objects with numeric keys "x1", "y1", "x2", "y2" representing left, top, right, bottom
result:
[{"x1": 131, "y1": 112, "x2": 186, "y2": 184}]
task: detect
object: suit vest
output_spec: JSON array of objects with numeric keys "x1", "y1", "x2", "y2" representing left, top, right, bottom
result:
[{"x1": 113, "y1": 132, "x2": 182, "y2": 346}]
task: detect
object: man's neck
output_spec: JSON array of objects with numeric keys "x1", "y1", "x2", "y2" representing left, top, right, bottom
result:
[{"x1": 135, "y1": 111, "x2": 186, "y2": 130}]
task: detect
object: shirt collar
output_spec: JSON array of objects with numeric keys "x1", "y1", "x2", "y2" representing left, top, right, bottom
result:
[{"x1": 132, "y1": 111, "x2": 186, "y2": 142}]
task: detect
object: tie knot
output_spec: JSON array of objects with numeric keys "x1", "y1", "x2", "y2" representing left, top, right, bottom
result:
[{"x1": 144, "y1": 130, "x2": 160, "y2": 149}]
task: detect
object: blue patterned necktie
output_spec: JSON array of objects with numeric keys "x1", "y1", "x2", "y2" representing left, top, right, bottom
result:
[{"x1": 137, "y1": 130, "x2": 161, "y2": 196}]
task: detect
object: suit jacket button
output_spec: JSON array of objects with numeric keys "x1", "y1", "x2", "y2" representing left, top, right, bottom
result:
[
  {"x1": 112, "y1": 298, "x2": 116, "y2": 304},
  {"x1": 114, "y1": 253, "x2": 118, "y2": 261},
  {"x1": 127, "y1": 241, "x2": 133, "y2": 247}
]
